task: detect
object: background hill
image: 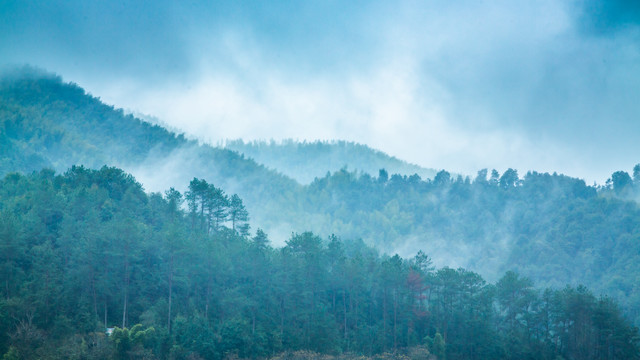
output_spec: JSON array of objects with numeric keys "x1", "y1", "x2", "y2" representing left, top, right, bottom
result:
[
  {"x1": 0, "y1": 66, "x2": 303, "y2": 235},
  {"x1": 222, "y1": 139, "x2": 438, "y2": 184},
  {"x1": 3, "y1": 67, "x2": 640, "y2": 325}
]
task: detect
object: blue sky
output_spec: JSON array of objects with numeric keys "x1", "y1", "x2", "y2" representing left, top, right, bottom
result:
[{"x1": 1, "y1": 0, "x2": 639, "y2": 183}]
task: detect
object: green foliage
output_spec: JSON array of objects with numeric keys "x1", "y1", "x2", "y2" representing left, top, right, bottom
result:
[
  {"x1": 2, "y1": 68, "x2": 640, "y2": 359},
  {"x1": 294, "y1": 167, "x2": 640, "y2": 328},
  {"x1": 0, "y1": 168, "x2": 637, "y2": 359},
  {"x1": 110, "y1": 324, "x2": 155, "y2": 359},
  {"x1": 0, "y1": 66, "x2": 300, "y2": 245},
  {"x1": 1, "y1": 347, "x2": 18, "y2": 360},
  {"x1": 424, "y1": 332, "x2": 445, "y2": 360},
  {"x1": 5, "y1": 69, "x2": 640, "y2": 329}
]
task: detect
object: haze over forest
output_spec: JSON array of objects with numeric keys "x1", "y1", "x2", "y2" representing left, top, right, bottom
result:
[
  {"x1": 1, "y1": 1, "x2": 640, "y2": 359},
  {"x1": 2, "y1": 0, "x2": 640, "y2": 183}
]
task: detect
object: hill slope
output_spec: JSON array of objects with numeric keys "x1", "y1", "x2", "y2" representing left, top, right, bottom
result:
[
  {"x1": 3, "y1": 67, "x2": 640, "y2": 324},
  {"x1": 223, "y1": 139, "x2": 438, "y2": 184},
  {"x1": 0, "y1": 66, "x2": 303, "y2": 234},
  {"x1": 1, "y1": 167, "x2": 636, "y2": 359}
]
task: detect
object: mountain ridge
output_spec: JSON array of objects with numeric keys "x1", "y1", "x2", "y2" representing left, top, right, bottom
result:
[
  {"x1": 0, "y1": 66, "x2": 303, "y2": 235},
  {"x1": 221, "y1": 138, "x2": 439, "y2": 184},
  {"x1": 4, "y1": 66, "x2": 640, "y2": 326}
]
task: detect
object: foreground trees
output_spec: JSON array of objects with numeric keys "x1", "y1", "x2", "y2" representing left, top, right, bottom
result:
[{"x1": 0, "y1": 167, "x2": 637, "y2": 359}]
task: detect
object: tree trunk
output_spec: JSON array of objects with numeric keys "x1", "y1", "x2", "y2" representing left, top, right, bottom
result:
[
  {"x1": 205, "y1": 272, "x2": 212, "y2": 320},
  {"x1": 104, "y1": 301, "x2": 108, "y2": 329},
  {"x1": 44, "y1": 270, "x2": 50, "y2": 325},
  {"x1": 333, "y1": 290, "x2": 336, "y2": 316},
  {"x1": 252, "y1": 311, "x2": 256, "y2": 335},
  {"x1": 92, "y1": 277, "x2": 98, "y2": 321},
  {"x1": 343, "y1": 290, "x2": 347, "y2": 340},
  {"x1": 122, "y1": 287, "x2": 128, "y2": 329},
  {"x1": 393, "y1": 288, "x2": 398, "y2": 350},
  {"x1": 355, "y1": 292, "x2": 359, "y2": 332},
  {"x1": 200, "y1": 201, "x2": 205, "y2": 232},
  {"x1": 280, "y1": 298, "x2": 285, "y2": 337},
  {"x1": 383, "y1": 289, "x2": 387, "y2": 349},
  {"x1": 168, "y1": 253, "x2": 173, "y2": 333},
  {"x1": 122, "y1": 260, "x2": 129, "y2": 329}
]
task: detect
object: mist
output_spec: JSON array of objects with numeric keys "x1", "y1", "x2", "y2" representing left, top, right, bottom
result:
[
  {"x1": 2, "y1": 0, "x2": 640, "y2": 184},
  {"x1": 4, "y1": 3, "x2": 640, "y2": 356}
]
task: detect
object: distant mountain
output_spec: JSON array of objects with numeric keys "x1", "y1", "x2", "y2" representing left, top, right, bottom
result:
[
  {"x1": 0, "y1": 66, "x2": 438, "y2": 240},
  {"x1": 223, "y1": 139, "x2": 438, "y2": 184},
  {"x1": 0, "y1": 66, "x2": 303, "y2": 234},
  {"x1": 0, "y1": 67, "x2": 180, "y2": 174},
  {"x1": 4, "y1": 66, "x2": 640, "y2": 325}
]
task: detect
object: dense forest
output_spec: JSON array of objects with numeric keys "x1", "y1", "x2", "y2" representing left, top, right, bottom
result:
[
  {"x1": 297, "y1": 166, "x2": 640, "y2": 323},
  {"x1": 222, "y1": 139, "x2": 437, "y2": 184},
  {"x1": 2, "y1": 67, "x2": 640, "y2": 359},
  {"x1": 0, "y1": 167, "x2": 637, "y2": 359}
]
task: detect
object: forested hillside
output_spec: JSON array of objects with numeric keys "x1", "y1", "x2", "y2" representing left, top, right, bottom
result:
[
  {"x1": 223, "y1": 139, "x2": 438, "y2": 184},
  {"x1": 0, "y1": 167, "x2": 637, "y2": 359},
  {"x1": 298, "y1": 168, "x2": 640, "y2": 321},
  {"x1": 3, "y1": 67, "x2": 640, "y2": 329},
  {"x1": 0, "y1": 66, "x2": 303, "y2": 234}
]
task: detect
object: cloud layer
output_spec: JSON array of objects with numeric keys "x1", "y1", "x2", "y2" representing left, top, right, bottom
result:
[{"x1": 1, "y1": 0, "x2": 639, "y2": 183}]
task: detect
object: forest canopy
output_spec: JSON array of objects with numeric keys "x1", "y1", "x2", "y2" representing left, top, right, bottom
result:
[
  {"x1": 2, "y1": 68, "x2": 640, "y2": 359},
  {"x1": 0, "y1": 167, "x2": 638, "y2": 359}
]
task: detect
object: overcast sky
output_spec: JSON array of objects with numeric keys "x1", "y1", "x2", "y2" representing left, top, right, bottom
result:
[{"x1": 1, "y1": 0, "x2": 639, "y2": 183}]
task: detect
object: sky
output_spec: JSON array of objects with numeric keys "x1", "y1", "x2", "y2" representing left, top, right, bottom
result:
[{"x1": 1, "y1": 0, "x2": 639, "y2": 184}]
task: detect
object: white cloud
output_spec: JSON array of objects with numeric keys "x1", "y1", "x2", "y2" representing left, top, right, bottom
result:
[{"x1": 67, "y1": 0, "x2": 640, "y2": 184}]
